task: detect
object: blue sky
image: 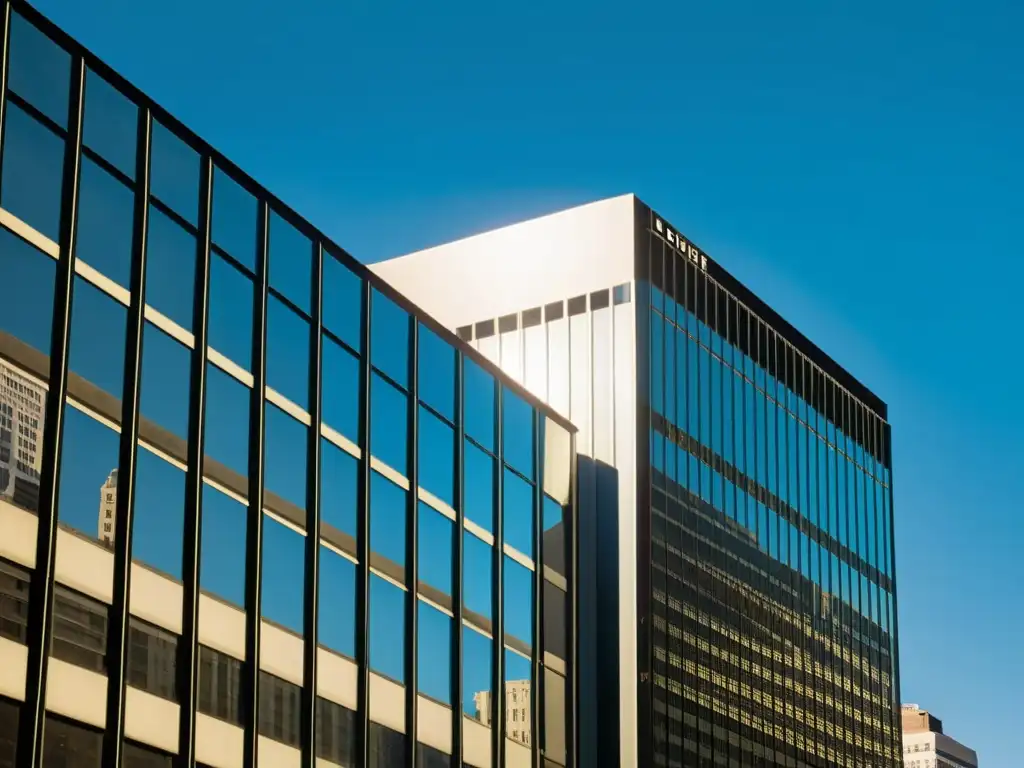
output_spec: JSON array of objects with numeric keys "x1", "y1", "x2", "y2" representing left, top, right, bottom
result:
[{"x1": 33, "y1": 0, "x2": 1023, "y2": 763}]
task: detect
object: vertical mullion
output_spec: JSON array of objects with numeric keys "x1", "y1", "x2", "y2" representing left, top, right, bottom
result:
[
  {"x1": 567, "y1": 428, "x2": 578, "y2": 768},
  {"x1": 15, "y1": 48, "x2": 84, "y2": 768},
  {"x1": 101, "y1": 101, "x2": 152, "y2": 768},
  {"x1": 885, "y1": 421, "x2": 900, "y2": 763},
  {"x1": 531, "y1": 412, "x2": 541, "y2": 768},
  {"x1": 0, "y1": 1, "x2": 11, "y2": 182},
  {"x1": 355, "y1": 279, "x2": 372, "y2": 766},
  {"x1": 176, "y1": 154, "x2": 213, "y2": 768},
  {"x1": 406, "y1": 319, "x2": 419, "y2": 767},
  {"x1": 301, "y1": 241, "x2": 324, "y2": 768},
  {"x1": 492, "y1": 385, "x2": 504, "y2": 768},
  {"x1": 242, "y1": 200, "x2": 270, "y2": 768},
  {"x1": 451, "y1": 354, "x2": 465, "y2": 767}
]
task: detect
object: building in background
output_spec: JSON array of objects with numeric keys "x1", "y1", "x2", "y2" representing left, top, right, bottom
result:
[
  {"x1": 901, "y1": 705, "x2": 978, "y2": 768},
  {"x1": 374, "y1": 195, "x2": 902, "y2": 767},
  {"x1": 0, "y1": 3, "x2": 579, "y2": 768}
]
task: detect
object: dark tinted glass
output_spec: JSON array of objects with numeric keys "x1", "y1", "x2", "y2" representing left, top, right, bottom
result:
[
  {"x1": 322, "y1": 252, "x2": 362, "y2": 351},
  {"x1": 82, "y1": 68, "x2": 138, "y2": 179},
  {"x1": 9, "y1": 12, "x2": 70, "y2": 126},
  {"x1": 316, "y1": 696, "x2": 356, "y2": 765},
  {"x1": 417, "y1": 743, "x2": 451, "y2": 768},
  {"x1": 51, "y1": 586, "x2": 107, "y2": 672},
  {"x1": 258, "y1": 670, "x2": 301, "y2": 747},
  {"x1": 126, "y1": 618, "x2": 178, "y2": 701},
  {"x1": 542, "y1": 580, "x2": 567, "y2": 662},
  {"x1": 0, "y1": 561, "x2": 30, "y2": 643},
  {"x1": 268, "y1": 210, "x2": 312, "y2": 314},
  {"x1": 369, "y1": 721, "x2": 407, "y2": 768},
  {"x1": 370, "y1": 289, "x2": 409, "y2": 387},
  {"x1": 197, "y1": 645, "x2": 243, "y2": 725},
  {"x1": 133, "y1": 445, "x2": 185, "y2": 579},
  {"x1": 75, "y1": 156, "x2": 134, "y2": 287},
  {"x1": 208, "y1": 251, "x2": 253, "y2": 370},
  {"x1": 42, "y1": 716, "x2": 102, "y2": 767},
  {"x1": 122, "y1": 741, "x2": 173, "y2": 768},
  {"x1": 150, "y1": 121, "x2": 199, "y2": 225},
  {"x1": 1, "y1": 102, "x2": 65, "y2": 240},
  {"x1": 318, "y1": 544, "x2": 356, "y2": 657},
  {"x1": 200, "y1": 482, "x2": 247, "y2": 607},
  {"x1": 418, "y1": 324, "x2": 455, "y2": 422},
  {"x1": 211, "y1": 167, "x2": 257, "y2": 271},
  {"x1": 463, "y1": 358, "x2": 495, "y2": 450},
  {"x1": 0, "y1": 698, "x2": 17, "y2": 767},
  {"x1": 261, "y1": 514, "x2": 305, "y2": 635}
]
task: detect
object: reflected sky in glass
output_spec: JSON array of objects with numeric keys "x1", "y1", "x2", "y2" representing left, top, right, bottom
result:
[
  {"x1": 502, "y1": 388, "x2": 534, "y2": 481},
  {"x1": 417, "y1": 601, "x2": 451, "y2": 705},
  {"x1": 57, "y1": 404, "x2": 119, "y2": 539},
  {"x1": 321, "y1": 335, "x2": 360, "y2": 443},
  {"x1": 503, "y1": 469, "x2": 534, "y2": 559},
  {"x1": 318, "y1": 545, "x2": 356, "y2": 658},
  {"x1": 261, "y1": 514, "x2": 305, "y2": 635},
  {"x1": 418, "y1": 503, "x2": 452, "y2": 597},
  {"x1": 150, "y1": 121, "x2": 200, "y2": 225},
  {"x1": 200, "y1": 482, "x2": 247, "y2": 607},
  {"x1": 417, "y1": 324, "x2": 455, "y2": 422},
  {"x1": 462, "y1": 531, "x2": 491, "y2": 622},
  {"x1": 418, "y1": 407, "x2": 453, "y2": 507},
  {"x1": 322, "y1": 252, "x2": 362, "y2": 352},
  {"x1": 9, "y1": 12, "x2": 70, "y2": 126},
  {"x1": 503, "y1": 557, "x2": 533, "y2": 649},
  {"x1": 133, "y1": 445, "x2": 185, "y2": 579},
  {"x1": 369, "y1": 575, "x2": 405, "y2": 683},
  {"x1": 370, "y1": 289, "x2": 408, "y2": 388},
  {"x1": 204, "y1": 363, "x2": 250, "y2": 480},
  {"x1": 463, "y1": 440, "x2": 493, "y2": 534},
  {"x1": 0, "y1": 226, "x2": 55, "y2": 356},
  {"x1": 370, "y1": 471, "x2": 406, "y2": 570},
  {"x1": 462, "y1": 625, "x2": 490, "y2": 720},
  {"x1": 321, "y1": 439, "x2": 358, "y2": 539}
]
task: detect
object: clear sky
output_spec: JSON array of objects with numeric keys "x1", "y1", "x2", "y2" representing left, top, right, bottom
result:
[{"x1": 34, "y1": 0, "x2": 1023, "y2": 763}]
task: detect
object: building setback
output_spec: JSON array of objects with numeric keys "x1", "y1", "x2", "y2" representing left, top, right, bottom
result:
[
  {"x1": 901, "y1": 705, "x2": 978, "y2": 768},
  {"x1": 0, "y1": 3, "x2": 579, "y2": 767},
  {"x1": 373, "y1": 194, "x2": 902, "y2": 767}
]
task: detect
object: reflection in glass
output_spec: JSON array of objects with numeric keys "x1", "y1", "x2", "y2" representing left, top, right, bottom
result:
[
  {"x1": 139, "y1": 322, "x2": 191, "y2": 445},
  {"x1": 321, "y1": 438, "x2": 358, "y2": 540},
  {"x1": 322, "y1": 252, "x2": 362, "y2": 352},
  {"x1": 203, "y1": 363, "x2": 250, "y2": 482},
  {"x1": 463, "y1": 440, "x2": 494, "y2": 534},
  {"x1": 542, "y1": 495, "x2": 566, "y2": 577},
  {"x1": 261, "y1": 515, "x2": 305, "y2": 636},
  {"x1": 370, "y1": 471, "x2": 406, "y2": 575},
  {"x1": 9, "y1": 12, "x2": 70, "y2": 126},
  {"x1": 369, "y1": 574, "x2": 405, "y2": 683},
  {"x1": 502, "y1": 388, "x2": 534, "y2": 481},
  {"x1": 0, "y1": 224, "x2": 56, "y2": 362},
  {"x1": 543, "y1": 668, "x2": 566, "y2": 764},
  {"x1": 208, "y1": 252, "x2": 253, "y2": 370},
  {"x1": 266, "y1": 295, "x2": 311, "y2": 410},
  {"x1": 0, "y1": 359, "x2": 47, "y2": 514},
  {"x1": 269, "y1": 211, "x2": 312, "y2": 315},
  {"x1": 503, "y1": 469, "x2": 534, "y2": 560},
  {"x1": 543, "y1": 581, "x2": 567, "y2": 661},
  {"x1": 504, "y1": 648, "x2": 532, "y2": 747},
  {"x1": 150, "y1": 121, "x2": 199, "y2": 225},
  {"x1": 318, "y1": 545, "x2": 356, "y2": 658},
  {"x1": 418, "y1": 600, "x2": 452, "y2": 705},
  {"x1": 418, "y1": 407, "x2": 454, "y2": 507},
  {"x1": 418, "y1": 324, "x2": 455, "y2": 422},
  {"x1": 75, "y1": 157, "x2": 134, "y2": 287},
  {"x1": 68, "y1": 277, "x2": 127, "y2": 402},
  {"x1": 83, "y1": 68, "x2": 137, "y2": 179},
  {"x1": 321, "y1": 335, "x2": 360, "y2": 443},
  {"x1": 1, "y1": 101, "x2": 65, "y2": 241},
  {"x1": 464, "y1": 358, "x2": 495, "y2": 451},
  {"x1": 371, "y1": 373, "x2": 407, "y2": 475},
  {"x1": 58, "y1": 404, "x2": 119, "y2": 544},
  {"x1": 132, "y1": 445, "x2": 185, "y2": 579},
  {"x1": 462, "y1": 625, "x2": 491, "y2": 722},
  {"x1": 316, "y1": 696, "x2": 356, "y2": 766},
  {"x1": 418, "y1": 502, "x2": 453, "y2": 598},
  {"x1": 200, "y1": 482, "x2": 247, "y2": 607},
  {"x1": 146, "y1": 212, "x2": 198, "y2": 330},
  {"x1": 264, "y1": 403, "x2": 308, "y2": 514},
  {"x1": 370, "y1": 289, "x2": 409, "y2": 388},
  {"x1": 504, "y1": 557, "x2": 533, "y2": 649},
  {"x1": 463, "y1": 532, "x2": 492, "y2": 624},
  {"x1": 211, "y1": 167, "x2": 257, "y2": 272}
]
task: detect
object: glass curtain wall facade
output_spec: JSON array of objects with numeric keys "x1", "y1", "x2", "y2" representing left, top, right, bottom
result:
[
  {"x1": 0, "y1": 3, "x2": 577, "y2": 768},
  {"x1": 636, "y1": 209, "x2": 900, "y2": 768}
]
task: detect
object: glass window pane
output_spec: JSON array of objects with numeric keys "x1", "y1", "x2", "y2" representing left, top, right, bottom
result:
[
  {"x1": 463, "y1": 440, "x2": 494, "y2": 534},
  {"x1": 417, "y1": 600, "x2": 452, "y2": 705},
  {"x1": 208, "y1": 252, "x2": 253, "y2": 370},
  {"x1": 543, "y1": 668, "x2": 566, "y2": 765},
  {"x1": 269, "y1": 211, "x2": 312, "y2": 314},
  {"x1": 370, "y1": 471, "x2": 406, "y2": 578},
  {"x1": 150, "y1": 121, "x2": 199, "y2": 226},
  {"x1": 69, "y1": 277, "x2": 127, "y2": 405},
  {"x1": 369, "y1": 721, "x2": 408, "y2": 768},
  {"x1": 318, "y1": 545, "x2": 356, "y2": 658},
  {"x1": 42, "y1": 716, "x2": 102, "y2": 767},
  {"x1": 200, "y1": 482, "x2": 247, "y2": 607},
  {"x1": 371, "y1": 373, "x2": 407, "y2": 475},
  {"x1": 211, "y1": 168, "x2": 257, "y2": 272},
  {"x1": 322, "y1": 335, "x2": 360, "y2": 443},
  {"x1": 75, "y1": 156, "x2": 134, "y2": 287},
  {"x1": 316, "y1": 696, "x2": 356, "y2": 766},
  {"x1": 543, "y1": 580, "x2": 567, "y2": 662},
  {"x1": 202, "y1": 363, "x2": 250, "y2": 485},
  {"x1": 503, "y1": 469, "x2": 534, "y2": 560},
  {"x1": 321, "y1": 438, "x2": 358, "y2": 542},
  {"x1": 463, "y1": 531, "x2": 492, "y2": 625},
  {"x1": 418, "y1": 407, "x2": 453, "y2": 507},
  {"x1": 0, "y1": 361, "x2": 47, "y2": 515},
  {"x1": 83, "y1": 68, "x2": 137, "y2": 179},
  {"x1": 264, "y1": 403, "x2": 308, "y2": 516},
  {"x1": 418, "y1": 324, "x2": 455, "y2": 422},
  {"x1": 266, "y1": 295, "x2": 310, "y2": 410},
  {"x1": 58, "y1": 404, "x2": 119, "y2": 546},
  {"x1": 503, "y1": 388, "x2": 534, "y2": 481},
  {"x1": 504, "y1": 557, "x2": 533, "y2": 650},
  {"x1": 132, "y1": 445, "x2": 185, "y2": 579},
  {"x1": 464, "y1": 358, "x2": 495, "y2": 451},
  {"x1": 369, "y1": 574, "x2": 405, "y2": 683},
  {"x1": 146, "y1": 205, "x2": 197, "y2": 331},
  {"x1": 504, "y1": 648, "x2": 532, "y2": 747},
  {"x1": 0, "y1": 223, "x2": 56, "y2": 368},
  {"x1": 417, "y1": 502, "x2": 453, "y2": 599},
  {"x1": 322, "y1": 252, "x2": 362, "y2": 351},
  {"x1": 261, "y1": 514, "x2": 305, "y2": 637},
  {"x1": 370, "y1": 289, "x2": 409, "y2": 387},
  {"x1": 1, "y1": 102, "x2": 64, "y2": 240},
  {"x1": 542, "y1": 496, "x2": 566, "y2": 578},
  {"x1": 462, "y1": 625, "x2": 491, "y2": 722},
  {"x1": 139, "y1": 322, "x2": 191, "y2": 447},
  {"x1": 9, "y1": 12, "x2": 70, "y2": 126}
]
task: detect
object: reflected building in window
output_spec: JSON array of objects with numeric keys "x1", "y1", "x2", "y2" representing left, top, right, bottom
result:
[
  {"x1": 0, "y1": 4, "x2": 579, "y2": 768},
  {"x1": 374, "y1": 195, "x2": 903, "y2": 768}
]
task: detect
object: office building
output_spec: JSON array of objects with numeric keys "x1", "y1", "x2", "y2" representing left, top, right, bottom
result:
[
  {"x1": 374, "y1": 195, "x2": 902, "y2": 767},
  {"x1": 900, "y1": 705, "x2": 978, "y2": 768},
  {"x1": 0, "y1": 2, "x2": 579, "y2": 767}
]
